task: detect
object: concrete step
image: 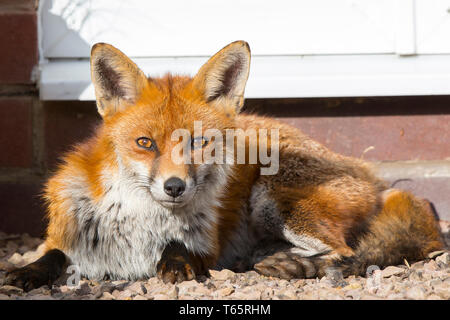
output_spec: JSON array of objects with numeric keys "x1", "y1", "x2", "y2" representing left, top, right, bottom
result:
[{"x1": 374, "y1": 161, "x2": 450, "y2": 221}]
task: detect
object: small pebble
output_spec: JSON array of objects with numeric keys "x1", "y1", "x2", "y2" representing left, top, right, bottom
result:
[
  {"x1": 427, "y1": 250, "x2": 446, "y2": 259},
  {"x1": 423, "y1": 260, "x2": 438, "y2": 271},
  {"x1": 126, "y1": 282, "x2": 146, "y2": 295},
  {"x1": 0, "y1": 285, "x2": 23, "y2": 295},
  {"x1": 343, "y1": 282, "x2": 362, "y2": 290},
  {"x1": 100, "y1": 292, "x2": 115, "y2": 300},
  {"x1": 261, "y1": 288, "x2": 274, "y2": 300},
  {"x1": 75, "y1": 282, "x2": 91, "y2": 296},
  {"x1": 381, "y1": 266, "x2": 405, "y2": 278},
  {"x1": 406, "y1": 287, "x2": 426, "y2": 300},
  {"x1": 209, "y1": 269, "x2": 235, "y2": 281},
  {"x1": 28, "y1": 286, "x2": 50, "y2": 296},
  {"x1": 435, "y1": 252, "x2": 449, "y2": 266},
  {"x1": 176, "y1": 280, "x2": 198, "y2": 294},
  {"x1": 7, "y1": 253, "x2": 23, "y2": 266},
  {"x1": 116, "y1": 289, "x2": 134, "y2": 300},
  {"x1": 280, "y1": 289, "x2": 297, "y2": 299},
  {"x1": 166, "y1": 286, "x2": 179, "y2": 299}
]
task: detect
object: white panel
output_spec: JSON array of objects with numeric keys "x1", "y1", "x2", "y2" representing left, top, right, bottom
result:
[
  {"x1": 39, "y1": 55, "x2": 450, "y2": 100},
  {"x1": 40, "y1": 0, "x2": 396, "y2": 58},
  {"x1": 415, "y1": 0, "x2": 450, "y2": 54},
  {"x1": 394, "y1": 0, "x2": 416, "y2": 55}
]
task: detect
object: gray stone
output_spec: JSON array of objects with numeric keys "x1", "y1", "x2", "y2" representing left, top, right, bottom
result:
[
  {"x1": 75, "y1": 282, "x2": 91, "y2": 296},
  {"x1": 166, "y1": 286, "x2": 179, "y2": 299},
  {"x1": 406, "y1": 287, "x2": 426, "y2": 300},
  {"x1": 92, "y1": 282, "x2": 115, "y2": 299},
  {"x1": 112, "y1": 281, "x2": 130, "y2": 291},
  {"x1": 0, "y1": 285, "x2": 23, "y2": 295},
  {"x1": 411, "y1": 261, "x2": 425, "y2": 269},
  {"x1": 232, "y1": 290, "x2": 261, "y2": 300},
  {"x1": 99, "y1": 292, "x2": 115, "y2": 300},
  {"x1": 27, "y1": 286, "x2": 51, "y2": 296},
  {"x1": 126, "y1": 281, "x2": 146, "y2": 295},
  {"x1": 7, "y1": 253, "x2": 23, "y2": 266},
  {"x1": 176, "y1": 279, "x2": 199, "y2": 294},
  {"x1": 423, "y1": 260, "x2": 438, "y2": 271},
  {"x1": 427, "y1": 250, "x2": 446, "y2": 259},
  {"x1": 279, "y1": 289, "x2": 298, "y2": 300},
  {"x1": 209, "y1": 269, "x2": 235, "y2": 281},
  {"x1": 217, "y1": 286, "x2": 234, "y2": 297},
  {"x1": 436, "y1": 252, "x2": 449, "y2": 267},
  {"x1": 116, "y1": 289, "x2": 134, "y2": 300},
  {"x1": 261, "y1": 288, "x2": 274, "y2": 300},
  {"x1": 381, "y1": 266, "x2": 405, "y2": 278},
  {"x1": 345, "y1": 289, "x2": 362, "y2": 300}
]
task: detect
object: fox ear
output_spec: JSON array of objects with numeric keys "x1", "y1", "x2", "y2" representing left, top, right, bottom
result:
[
  {"x1": 193, "y1": 41, "x2": 251, "y2": 112},
  {"x1": 90, "y1": 43, "x2": 149, "y2": 117}
]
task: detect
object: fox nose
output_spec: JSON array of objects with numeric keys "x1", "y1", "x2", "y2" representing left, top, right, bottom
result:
[{"x1": 163, "y1": 177, "x2": 186, "y2": 198}]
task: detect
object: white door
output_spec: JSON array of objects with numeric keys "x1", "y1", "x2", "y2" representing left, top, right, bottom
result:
[{"x1": 41, "y1": 0, "x2": 397, "y2": 58}]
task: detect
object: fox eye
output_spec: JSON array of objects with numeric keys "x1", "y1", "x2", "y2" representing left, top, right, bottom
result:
[
  {"x1": 191, "y1": 137, "x2": 208, "y2": 149},
  {"x1": 136, "y1": 137, "x2": 155, "y2": 150}
]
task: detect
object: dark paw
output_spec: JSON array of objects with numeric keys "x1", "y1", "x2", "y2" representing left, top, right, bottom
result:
[
  {"x1": 156, "y1": 257, "x2": 196, "y2": 284},
  {"x1": 5, "y1": 266, "x2": 50, "y2": 292},
  {"x1": 253, "y1": 251, "x2": 318, "y2": 280}
]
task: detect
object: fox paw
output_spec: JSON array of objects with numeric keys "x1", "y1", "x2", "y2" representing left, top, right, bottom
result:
[
  {"x1": 5, "y1": 266, "x2": 50, "y2": 292},
  {"x1": 156, "y1": 258, "x2": 195, "y2": 284},
  {"x1": 253, "y1": 251, "x2": 319, "y2": 280}
]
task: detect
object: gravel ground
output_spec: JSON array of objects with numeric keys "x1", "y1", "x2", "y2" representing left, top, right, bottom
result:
[{"x1": 0, "y1": 221, "x2": 449, "y2": 300}]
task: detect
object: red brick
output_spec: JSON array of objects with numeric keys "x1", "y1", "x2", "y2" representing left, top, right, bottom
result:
[
  {"x1": 0, "y1": 183, "x2": 46, "y2": 237},
  {"x1": 0, "y1": 98, "x2": 33, "y2": 167},
  {"x1": 0, "y1": 0, "x2": 36, "y2": 13},
  {"x1": 44, "y1": 101, "x2": 101, "y2": 169},
  {"x1": 278, "y1": 115, "x2": 450, "y2": 161},
  {"x1": 0, "y1": 10, "x2": 37, "y2": 84},
  {"x1": 244, "y1": 96, "x2": 450, "y2": 161}
]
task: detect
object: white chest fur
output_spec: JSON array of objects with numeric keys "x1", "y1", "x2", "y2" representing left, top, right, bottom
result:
[{"x1": 64, "y1": 171, "x2": 218, "y2": 280}]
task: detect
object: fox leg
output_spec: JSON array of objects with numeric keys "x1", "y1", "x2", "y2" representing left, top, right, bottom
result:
[
  {"x1": 249, "y1": 175, "x2": 384, "y2": 280},
  {"x1": 5, "y1": 249, "x2": 67, "y2": 291},
  {"x1": 249, "y1": 183, "x2": 346, "y2": 280},
  {"x1": 250, "y1": 233, "x2": 340, "y2": 280},
  {"x1": 252, "y1": 186, "x2": 445, "y2": 280},
  {"x1": 250, "y1": 235, "x2": 339, "y2": 280},
  {"x1": 156, "y1": 241, "x2": 214, "y2": 284}
]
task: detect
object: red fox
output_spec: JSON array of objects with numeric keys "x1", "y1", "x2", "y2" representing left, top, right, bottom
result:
[{"x1": 6, "y1": 41, "x2": 444, "y2": 290}]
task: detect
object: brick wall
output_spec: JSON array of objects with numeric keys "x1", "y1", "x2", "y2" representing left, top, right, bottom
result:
[
  {"x1": 0, "y1": 0, "x2": 43, "y2": 236},
  {"x1": 0, "y1": 0, "x2": 448, "y2": 237}
]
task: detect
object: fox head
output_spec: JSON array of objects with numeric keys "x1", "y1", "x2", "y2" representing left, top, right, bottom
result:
[{"x1": 90, "y1": 41, "x2": 251, "y2": 208}]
